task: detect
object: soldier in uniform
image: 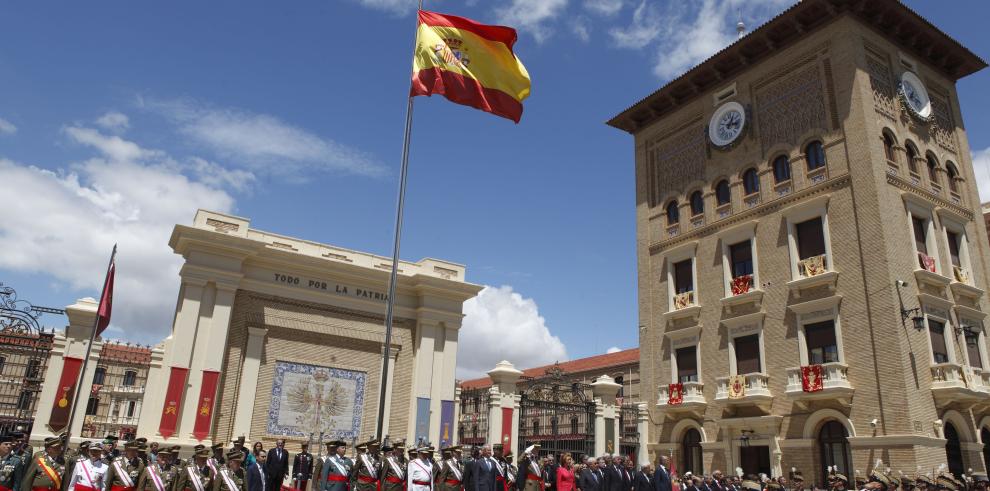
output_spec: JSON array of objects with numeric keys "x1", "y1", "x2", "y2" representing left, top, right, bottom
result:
[
  {"x1": 519, "y1": 445, "x2": 542, "y2": 491},
  {"x1": 214, "y1": 451, "x2": 245, "y2": 491},
  {"x1": 351, "y1": 442, "x2": 379, "y2": 491},
  {"x1": 207, "y1": 445, "x2": 225, "y2": 482},
  {"x1": 174, "y1": 449, "x2": 213, "y2": 491},
  {"x1": 105, "y1": 441, "x2": 143, "y2": 491},
  {"x1": 320, "y1": 441, "x2": 350, "y2": 491},
  {"x1": 407, "y1": 449, "x2": 432, "y2": 491},
  {"x1": 22, "y1": 437, "x2": 66, "y2": 491},
  {"x1": 380, "y1": 443, "x2": 405, "y2": 491},
  {"x1": 291, "y1": 443, "x2": 312, "y2": 491},
  {"x1": 491, "y1": 446, "x2": 507, "y2": 491},
  {"x1": 1, "y1": 434, "x2": 25, "y2": 491},
  {"x1": 101, "y1": 438, "x2": 119, "y2": 465},
  {"x1": 438, "y1": 447, "x2": 463, "y2": 491},
  {"x1": 502, "y1": 453, "x2": 516, "y2": 491},
  {"x1": 65, "y1": 441, "x2": 92, "y2": 487},
  {"x1": 137, "y1": 452, "x2": 172, "y2": 491},
  {"x1": 66, "y1": 445, "x2": 109, "y2": 491}
]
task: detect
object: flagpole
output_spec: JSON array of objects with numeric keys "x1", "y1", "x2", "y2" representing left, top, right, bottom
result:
[
  {"x1": 376, "y1": 0, "x2": 425, "y2": 442},
  {"x1": 65, "y1": 243, "x2": 117, "y2": 443}
]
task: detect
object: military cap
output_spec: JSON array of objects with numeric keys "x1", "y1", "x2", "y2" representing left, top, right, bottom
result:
[
  {"x1": 973, "y1": 474, "x2": 989, "y2": 483},
  {"x1": 831, "y1": 471, "x2": 849, "y2": 484},
  {"x1": 226, "y1": 449, "x2": 245, "y2": 461},
  {"x1": 135, "y1": 437, "x2": 148, "y2": 443},
  {"x1": 123, "y1": 441, "x2": 140, "y2": 450},
  {"x1": 232, "y1": 436, "x2": 246, "y2": 445},
  {"x1": 138, "y1": 443, "x2": 149, "y2": 451},
  {"x1": 0, "y1": 434, "x2": 15, "y2": 443},
  {"x1": 766, "y1": 483, "x2": 782, "y2": 491},
  {"x1": 194, "y1": 444, "x2": 206, "y2": 451},
  {"x1": 937, "y1": 475, "x2": 959, "y2": 491},
  {"x1": 194, "y1": 449, "x2": 211, "y2": 458},
  {"x1": 88, "y1": 445, "x2": 103, "y2": 453},
  {"x1": 394, "y1": 441, "x2": 406, "y2": 450},
  {"x1": 211, "y1": 443, "x2": 224, "y2": 450},
  {"x1": 741, "y1": 481, "x2": 761, "y2": 491},
  {"x1": 901, "y1": 477, "x2": 915, "y2": 487},
  {"x1": 408, "y1": 448, "x2": 418, "y2": 456},
  {"x1": 918, "y1": 475, "x2": 935, "y2": 486},
  {"x1": 44, "y1": 436, "x2": 63, "y2": 448},
  {"x1": 492, "y1": 443, "x2": 503, "y2": 450},
  {"x1": 103, "y1": 435, "x2": 119, "y2": 444},
  {"x1": 170, "y1": 446, "x2": 181, "y2": 456},
  {"x1": 417, "y1": 446, "x2": 431, "y2": 454},
  {"x1": 79, "y1": 441, "x2": 92, "y2": 450}
]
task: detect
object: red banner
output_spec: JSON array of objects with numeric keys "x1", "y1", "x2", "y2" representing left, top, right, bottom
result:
[
  {"x1": 49, "y1": 356, "x2": 84, "y2": 432},
  {"x1": 501, "y1": 407, "x2": 513, "y2": 450},
  {"x1": 192, "y1": 370, "x2": 221, "y2": 441},
  {"x1": 667, "y1": 383, "x2": 684, "y2": 405},
  {"x1": 802, "y1": 364, "x2": 824, "y2": 392},
  {"x1": 159, "y1": 366, "x2": 189, "y2": 438}
]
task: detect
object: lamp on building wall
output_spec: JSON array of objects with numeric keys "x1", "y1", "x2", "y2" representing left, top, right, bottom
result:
[
  {"x1": 956, "y1": 324, "x2": 980, "y2": 346},
  {"x1": 739, "y1": 430, "x2": 754, "y2": 448},
  {"x1": 895, "y1": 280, "x2": 925, "y2": 330}
]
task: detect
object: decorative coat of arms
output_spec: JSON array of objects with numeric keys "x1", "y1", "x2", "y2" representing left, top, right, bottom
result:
[
  {"x1": 667, "y1": 383, "x2": 684, "y2": 405},
  {"x1": 801, "y1": 364, "x2": 824, "y2": 393},
  {"x1": 267, "y1": 361, "x2": 366, "y2": 439},
  {"x1": 431, "y1": 37, "x2": 470, "y2": 69},
  {"x1": 728, "y1": 375, "x2": 746, "y2": 399}
]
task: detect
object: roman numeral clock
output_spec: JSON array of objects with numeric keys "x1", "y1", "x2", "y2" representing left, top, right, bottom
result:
[{"x1": 708, "y1": 101, "x2": 749, "y2": 151}]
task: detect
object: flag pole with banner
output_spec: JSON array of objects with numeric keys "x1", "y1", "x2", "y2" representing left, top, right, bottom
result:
[
  {"x1": 62, "y1": 244, "x2": 117, "y2": 439},
  {"x1": 374, "y1": 1, "x2": 531, "y2": 440}
]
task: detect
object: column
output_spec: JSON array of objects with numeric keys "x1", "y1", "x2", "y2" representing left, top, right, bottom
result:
[
  {"x1": 592, "y1": 375, "x2": 621, "y2": 456},
  {"x1": 636, "y1": 403, "x2": 650, "y2": 467},
  {"x1": 487, "y1": 360, "x2": 522, "y2": 451},
  {"x1": 232, "y1": 326, "x2": 268, "y2": 439},
  {"x1": 432, "y1": 323, "x2": 459, "y2": 446},
  {"x1": 136, "y1": 343, "x2": 166, "y2": 437},
  {"x1": 428, "y1": 325, "x2": 446, "y2": 445},
  {"x1": 407, "y1": 321, "x2": 438, "y2": 444},
  {"x1": 453, "y1": 387, "x2": 462, "y2": 445},
  {"x1": 379, "y1": 346, "x2": 399, "y2": 437}
]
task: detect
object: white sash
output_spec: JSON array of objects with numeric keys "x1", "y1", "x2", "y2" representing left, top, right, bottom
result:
[
  {"x1": 387, "y1": 457, "x2": 404, "y2": 479},
  {"x1": 148, "y1": 466, "x2": 167, "y2": 491},
  {"x1": 79, "y1": 460, "x2": 96, "y2": 487},
  {"x1": 330, "y1": 457, "x2": 348, "y2": 476},
  {"x1": 207, "y1": 460, "x2": 219, "y2": 479},
  {"x1": 187, "y1": 466, "x2": 206, "y2": 491},
  {"x1": 360, "y1": 454, "x2": 374, "y2": 474},
  {"x1": 114, "y1": 459, "x2": 135, "y2": 487},
  {"x1": 494, "y1": 460, "x2": 505, "y2": 477},
  {"x1": 220, "y1": 469, "x2": 240, "y2": 491},
  {"x1": 446, "y1": 460, "x2": 461, "y2": 481},
  {"x1": 529, "y1": 460, "x2": 541, "y2": 476},
  {"x1": 507, "y1": 466, "x2": 515, "y2": 483}
]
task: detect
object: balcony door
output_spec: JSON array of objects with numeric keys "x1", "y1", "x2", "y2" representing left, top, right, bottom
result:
[
  {"x1": 818, "y1": 421, "x2": 850, "y2": 487},
  {"x1": 945, "y1": 423, "x2": 964, "y2": 477},
  {"x1": 982, "y1": 428, "x2": 990, "y2": 476}
]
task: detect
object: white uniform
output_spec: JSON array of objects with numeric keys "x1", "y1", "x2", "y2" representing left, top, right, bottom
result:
[
  {"x1": 68, "y1": 459, "x2": 109, "y2": 491},
  {"x1": 407, "y1": 459, "x2": 433, "y2": 491}
]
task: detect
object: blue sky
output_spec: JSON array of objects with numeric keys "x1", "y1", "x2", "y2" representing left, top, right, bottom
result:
[{"x1": 1, "y1": 0, "x2": 989, "y2": 379}]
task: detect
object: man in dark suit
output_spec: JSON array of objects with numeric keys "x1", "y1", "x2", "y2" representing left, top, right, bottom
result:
[
  {"x1": 248, "y1": 450, "x2": 269, "y2": 491},
  {"x1": 606, "y1": 456, "x2": 626, "y2": 491},
  {"x1": 267, "y1": 439, "x2": 290, "y2": 491},
  {"x1": 653, "y1": 456, "x2": 671, "y2": 491},
  {"x1": 472, "y1": 445, "x2": 499, "y2": 491},
  {"x1": 292, "y1": 443, "x2": 313, "y2": 490},
  {"x1": 633, "y1": 465, "x2": 653, "y2": 491},
  {"x1": 578, "y1": 458, "x2": 602, "y2": 491},
  {"x1": 462, "y1": 447, "x2": 478, "y2": 491},
  {"x1": 543, "y1": 456, "x2": 558, "y2": 491}
]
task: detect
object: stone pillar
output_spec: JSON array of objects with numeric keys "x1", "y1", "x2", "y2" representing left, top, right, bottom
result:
[
  {"x1": 636, "y1": 403, "x2": 650, "y2": 467},
  {"x1": 592, "y1": 375, "x2": 621, "y2": 456},
  {"x1": 407, "y1": 321, "x2": 439, "y2": 444},
  {"x1": 136, "y1": 342, "x2": 166, "y2": 438},
  {"x1": 453, "y1": 387, "x2": 462, "y2": 445},
  {"x1": 487, "y1": 361, "x2": 522, "y2": 451},
  {"x1": 232, "y1": 326, "x2": 268, "y2": 439}
]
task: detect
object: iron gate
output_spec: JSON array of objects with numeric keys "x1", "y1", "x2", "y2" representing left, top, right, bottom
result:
[
  {"x1": 619, "y1": 404, "x2": 639, "y2": 460},
  {"x1": 517, "y1": 365, "x2": 595, "y2": 460},
  {"x1": 458, "y1": 387, "x2": 491, "y2": 447}
]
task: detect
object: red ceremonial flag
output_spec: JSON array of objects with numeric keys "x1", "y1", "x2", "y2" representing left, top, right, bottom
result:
[
  {"x1": 48, "y1": 356, "x2": 85, "y2": 432},
  {"x1": 96, "y1": 254, "x2": 116, "y2": 337},
  {"x1": 159, "y1": 366, "x2": 189, "y2": 439},
  {"x1": 192, "y1": 370, "x2": 221, "y2": 441},
  {"x1": 801, "y1": 364, "x2": 824, "y2": 392},
  {"x1": 669, "y1": 450, "x2": 677, "y2": 491}
]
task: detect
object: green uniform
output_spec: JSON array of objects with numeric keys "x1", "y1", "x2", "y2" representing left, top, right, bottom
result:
[
  {"x1": 105, "y1": 457, "x2": 145, "y2": 491},
  {"x1": 173, "y1": 464, "x2": 212, "y2": 491},
  {"x1": 213, "y1": 468, "x2": 245, "y2": 491},
  {"x1": 379, "y1": 457, "x2": 405, "y2": 491},
  {"x1": 21, "y1": 453, "x2": 65, "y2": 491},
  {"x1": 437, "y1": 459, "x2": 463, "y2": 491},
  {"x1": 137, "y1": 464, "x2": 174, "y2": 491},
  {"x1": 321, "y1": 457, "x2": 351, "y2": 491},
  {"x1": 310, "y1": 458, "x2": 323, "y2": 491},
  {"x1": 1, "y1": 452, "x2": 24, "y2": 491},
  {"x1": 351, "y1": 454, "x2": 378, "y2": 491}
]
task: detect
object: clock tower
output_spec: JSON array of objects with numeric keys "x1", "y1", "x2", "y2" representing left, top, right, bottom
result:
[{"x1": 610, "y1": 0, "x2": 987, "y2": 482}]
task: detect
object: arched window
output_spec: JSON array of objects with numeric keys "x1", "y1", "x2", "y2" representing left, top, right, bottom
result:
[
  {"x1": 743, "y1": 168, "x2": 760, "y2": 195},
  {"x1": 946, "y1": 162, "x2": 960, "y2": 192},
  {"x1": 690, "y1": 191, "x2": 704, "y2": 216},
  {"x1": 123, "y1": 370, "x2": 137, "y2": 386},
  {"x1": 981, "y1": 427, "x2": 990, "y2": 477},
  {"x1": 906, "y1": 142, "x2": 919, "y2": 173},
  {"x1": 682, "y1": 428, "x2": 703, "y2": 475},
  {"x1": 570, "y1": 417, "x2": 579, "y2": 435},
  {"x1": 715, "y1": 180, "x2": 731, "y2": 206},
  {"x1": 806, "y1": 140, "x2": 827, "y2": 170},
  {"x1": 927, "y1": 154, "x2": 940, "y2": 183},
  {"x1": 93, "y1": 366, "x2": 106, "y2": 385},
  {"x1": 882, "y1": 133, "x2": 896, "y2": 162},
  {"x1": 666, "y1": 201, "x2": 680, "y2": 225},
  {"x1": 532, "y1": 419, "x2": 539, "y2": 437},
  {"x1": 772, "y1": 155, "x2": 791, "y2": 183},
  {"x1": 472, "y1": 425, "x2": 478, "y2": 439},
  {"x1": 945, "y1": 422, "x2": 964, "y2": 477},
  {"x1": 818, "y1": 421, "x2": 850, "y2": 487}
]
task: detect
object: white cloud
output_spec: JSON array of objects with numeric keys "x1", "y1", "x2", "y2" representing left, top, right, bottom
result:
[
  {"x1": 0, "y1": 124, "x2": 240, "y2": 344},
  {"x1": 972, "y1": 147, "x2": 990, "y2": 203},
  {"x1": 584, "y1": 0, "x2": 623, "y2": 16},
  {"x1": 95, "y1": 111, "x2": 130, "y2": 132},
  {"x1": 571, "y1": 16, "x2": 591, "y2": 43},
  {"x1": 606, "y1": 346, "x2": 622, "y2": 354},
  {"x1": 143, "y1": 98, "x2": 385, "y2": 179},
  {"x1": 348, "y1": 0, "x2": 417, "y2": 16},
  {"x1": 0, "y1": 117, "x2": 16, "y2": 135},
  {"x1": 458, "y1": 285, "x2": 568, "y2": 379},
  {"x1": 608, "y1": 0, "x2": 662, "y2": 49},
  {"x1": 494, "y1": 0, "x2": 569, "y2": 43}
]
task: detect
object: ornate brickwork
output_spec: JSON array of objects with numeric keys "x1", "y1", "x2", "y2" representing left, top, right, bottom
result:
[
  {"x1": 867, "y1": 53, "x2": 898, "y2": 121},
  {"x1": 930, "y1": 92, "x2": 958, "y2": 154},
  {"x1": 756, "y1": 63, "x2": 827, "y2": 154},
  {"x1": 647, "y1": 121, "x2": 705, "y2": 206}
]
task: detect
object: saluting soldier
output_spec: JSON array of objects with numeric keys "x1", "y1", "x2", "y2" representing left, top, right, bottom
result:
[
  {"x1": 519, "y1": 445, "x2": 543, "y2": 491},
  {"x1": 66, "y1": 445, "x2": 108, "y2": 491},
  {"x1": 351, "y1": 442, "x2": 378, "y2": 491},
  {"x1": 174, "y1": 449, "x2": 213, "y2": 491},
  {"x1": 1, "y1": 434, "x2": 25, "y2": 491},
  {"x1": 214, "y1": 451, "x2": 245, "y2": 491},
  {"x1": 137, "y1": 452, "x2": 171, "y2": 491},
  {"x1": 22, "y1": 437, "x2": 67, "y2": 491},
  {"x1": 320, "y1": 441, "x2": 350, "y2": 491},
  {"x1": 407, "y1": 448, "x2": 432, "y2": 491},
  {"x1": 105, "y1": 441, "x2": 143, "y2": 491},
  {"x1": 380, "y1": 443, "x2": 405, "y2": 491}
]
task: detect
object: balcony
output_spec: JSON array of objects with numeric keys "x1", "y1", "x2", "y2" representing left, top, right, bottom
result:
[
  {"x1": 108, "y1": 385, "x2": 145, "y2": 395},
  {"x1": 109, "y1": 416, "x2": 140, "y2": 426},
  {"x1": 663, "y1": 291, "x2": 701, "y2": 324},
  {"x1": 656, "y1": 382, "x2": 706, "y2": 419},
  {"x1": 785, "y1": 363, "x2": 854, "y2": 409},
  {"x1": 930, "y1": 363, "x2": 989, "y2": 408},
  {"x1": 787, "y1": 254, "x2": 837, "y2": 297},
  {"x1": 949, "y1": 269, "x2": 985, "y2": 303},
  {"x1": 914, "y1": 267, "x2": 951, "y2": 293},
  {"x1": 721, "y1": 275, "x2": 763, "y2": 312},
  {"x1": 715, "y1": 373, "x2": 772, "y2": 412}
]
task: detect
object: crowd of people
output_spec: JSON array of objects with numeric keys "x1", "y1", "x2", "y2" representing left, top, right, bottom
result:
[{"x1": 3, "y1": 433, "x2": 987, "y2": 491}]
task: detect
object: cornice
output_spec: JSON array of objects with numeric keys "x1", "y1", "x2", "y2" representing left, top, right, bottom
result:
[{"x1": 887, "y1": 173, "x2": 975, "y2": 221}]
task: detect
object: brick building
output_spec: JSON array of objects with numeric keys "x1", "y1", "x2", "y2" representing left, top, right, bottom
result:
[
  {"x1": 81, "y1": 342, "x2": 152, "y2": 440},
  {"x1": 609, "y1": 0, "x2": 988, "y2": 485}
]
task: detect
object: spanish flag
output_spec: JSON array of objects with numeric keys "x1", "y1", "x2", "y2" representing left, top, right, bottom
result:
[{"x1": 411, "y1": 10, "x2": 531, "y2": 123}]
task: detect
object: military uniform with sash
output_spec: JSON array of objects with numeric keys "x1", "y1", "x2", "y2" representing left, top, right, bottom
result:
[
  {"x1": 501, "y1": 455, "x2": 516, "y2": 491},
  {"x1": 213, "y1": 450, "x2": 246, "y2": 491},
  {"x1": 379, "y1": 446, "x2": 405, "y2": 491},
  {"x1": 437, "y1": 448, "x2": 463, "y2": 491},
  {"x1": 137, "y1": 456, "x2": 175, "y2": 491},
  {"x1": 21, "y1": 438, "x2": 66, "y2": 491},
  {"x1": 173, "y1": 450, "x2": 213, "y2": 491},
  {"x1": 318, "y1": 442, "x2": 350, "y2": 491},
  {"x1": 1, "y1": 434, "x2": 25, "y2": 491},
  {"x1": 350, "y1": 443, "x2": 378, "y2": 491},
  {"x1": 406, "y1": 451, "x2": 432, "y2": 491},
  {"x1": 66, "y1": 448, "x2": 109, "y2": 491},
  {"x1": 518, "y1": 446, "x2": 543, "y2": 491},
  {"x1": 206, "y1": 445, "x2": 224, "y2": 483},
  {"x1": 105, "y1": 453, "x2": 143, "y2": 491}
]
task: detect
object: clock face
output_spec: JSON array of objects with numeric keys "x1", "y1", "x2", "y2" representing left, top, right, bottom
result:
[
  {"x1": 709, "y1": 101, "x2": 746, "y2": 148},
  {"x1": 899, "y1": 71, "x2": 932, "y2": 120}
]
